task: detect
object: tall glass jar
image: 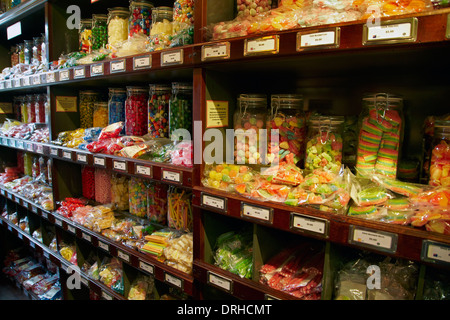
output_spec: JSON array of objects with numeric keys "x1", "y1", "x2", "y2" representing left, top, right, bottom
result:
[
  {"x1": 79, "y1": 19, "x2": 93, "y2": 53},
  {"x1": 40, "y1": 34, "x2": 48, "y2": 67},
  {"x1": 32, "y1": 37, "x2": 42, "y2": 64},
  {"x1": 125, "y1": 86, "x2": 149, "y2": 136},
  {"x1": 26, "y1": 94, "x2": 36, "y2": 123},
  {"x1": 107, "y1": 7, "x2": 130, "y2": 47},
  {"x1": 356, "y1": 93, "x2": 404, "y2": 178},
  {"x1": 169, "y1": 82, "x2": 192, "y2": 139},
  {"x1": 148, "y1": 84, "x2": 171, "y2": 138},
  {"x1": 93, "y1": 102, "x2": 109, "y2": 128},
  {"x1": 13, "y1": 96, "x2": 22, "y2": 121},
  {"x1": 34, "y1": 93, "x2": 47, "y2": 123},
  {"x1": 233, "y1": 94, "x2": 268, "y2": 165},
  {"x1": 429, "y1": 120, "x2": 450, "y2": 187},
  {"x1": 129, "y1": 1, "x2": 154, "y2": 38},
  {"x1": 149, "y1": 6, "x2": 173, "y2": 50},
  {"x1": 20, "y1": 96, "x2": 28, "y2": 123},
  {"x1": 18, "y1": 43, "x2": 24, "y2": 64},
  {"x1": 10, "y1": 45, "x2": 18, "y2": 66},
  {"x1": 305, "y1": 115, "x2": 344, "y2": 173},
  {"x1": 268, "y1": 94, "x2": 306, "y2": 165},
  {"x1": 23, "y1": 40, "x2": 32, "y2": 64},
  {"x1": 92, "y1": 14, "x2": 108, "y2": 50},
  {"x1": 79, "y1": 90, "x2": 99, "y2": 128},
  {"x1": 108, "y1": 88, "x2": 127, "y2": 125}
]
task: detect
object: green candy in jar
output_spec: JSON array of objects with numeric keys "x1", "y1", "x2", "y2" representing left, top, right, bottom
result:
[
  {"x1": 169, "y1": 82, "x2": 192, "y2": 139},
  {"x1": 92, "y1": 14, "x2": 108, "y2": 50}
]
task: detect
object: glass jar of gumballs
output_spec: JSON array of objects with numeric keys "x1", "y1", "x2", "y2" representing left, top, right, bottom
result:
[
  {"x1": 79, "y1": 90, "x2": 99, "y2": 128},
  {"x1": 79, "y1": 19, "x2": 93, "y2": 53},
  {"x1": 107, "y1": 7, "x2": 130, "y2": 47},
  {"x1": 233, "y1": 94, "x2": 268, "y2": 165},
  {"x1": 169, "y1": 82, "x2": 193, "y2": 139},
  {"x1": 92, "y1": 14, "x2": 108, "y2": 50},
  {"x1": 148, "y1": 84, "x2": 171, "y2": 138},
  {"x1": 268, "y1": 94, "x2": 306, "y2": 165},
  {"x1": 305, "y1": 115, "x2": 344, "y2": 173},
  {"x1": 129, "y1": 1, "x2": 154, "y2": 38},
  {"x1": 429, "y1": 120, "x2": 450, "y2": 187},
  {"x1": 125, "y1": 86, "x2": 149, "y2": 136},
  {"x1": 108, "y1": 88, "x2": 127, "y2": 125}
]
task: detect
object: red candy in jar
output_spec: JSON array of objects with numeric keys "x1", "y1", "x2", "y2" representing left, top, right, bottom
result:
[
  {"x1": 125, "y1": 86, "x2": 149, "y2": 136},
  {"x1": 81, "y1": 166, "x2": 95, "y2": 200}
]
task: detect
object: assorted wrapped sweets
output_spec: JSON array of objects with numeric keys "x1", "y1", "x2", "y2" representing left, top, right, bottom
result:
[
  {"x1": 108, "y1": 88, "x2": 127, "y2": 126},
  {"x1": 234, "y1": 94, "x2": 268, "y2": 165},
  {"x1": 356, "y1": 93, "x2": 404, "y2": 179},
  {"x1": 429, "y1": 120, "x2": 450, "y2": 187},
  {"x1": 305, "y1": 115, "x2": 344, "y2": 173},
  {"x1": 149, "y1": 7, "x2": 174, "y2": 50}
]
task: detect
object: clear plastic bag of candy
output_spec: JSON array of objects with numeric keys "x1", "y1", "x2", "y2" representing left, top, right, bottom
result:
[{"x1": 98, "y1": 121, "x2": 124, "y2": 140}]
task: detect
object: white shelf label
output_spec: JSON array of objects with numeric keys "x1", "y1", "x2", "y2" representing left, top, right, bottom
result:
[
  {"x1": 67, "y1": 225, "x2": 76, "y2": 234},
  {"x1": 201, "y1": 42, "x2": 230, "y2": 61},
  {"x1": 74, "y1": 67, "x2": 85, "y2": 78},
  {"x1": 207, "y1": 272, "x2": 233, "y2": 293},
  {"x1": 110, "y1": 59, "x2": 126, "y2": 73},
  {"x1": 50, "y1": 148, "x2": 58, "y2": 156},
  {"x1": 41, "y1": 212, "x2": 48, "y2": 219},
  {"x1": 349, "y1": 226, "x2": 397, "y2": 253},
  {"x1": 22, "y1": 77, "x2": 30, "y2": 86},
  {"x1": 117, "y1": 250, "x2": 129, "y2": 263},
  {"x1": 245, "y1": 36, "x2": 279, "y2": 56},
  {"x1": 36, "y1": 144, "x2": 44, "y2": 154},
  {"x1": 46, "y1": 72, "x2": 56, "y2": 83},
  {"x1": 298, "y1": 30, "x2": 338, "y2": 48},
  {"x1": 422, "y1": 241, "x2": 450, "y2": 265},
  {"x1": 161, "y1": 49, "x2": 183, "y2": 66},
  {"x1": 82, "y1": 233, "x2": 91, "y2": 242},
  {"x1": 98, "y1": 241, "x2": 109, "y2": 252},
  {"x1": 26, "y1": 142, "x2": 33, "y2": 151},
  {"x1": 13, "y1": 78, "x2": 21, "y2": 87},
  {"x1": 55, "y1": 219, "x2": 62, "y2": 227},
  {"x1": 102, "y1": 291, "x2": 113, "y2": 300},
  {"x1": 91, "y1": 63, "x2": 104, "y2": 76},
  {"x1": 60, "y1": 70, "x2": 70, "y2": 81},
  {"x1": 113, "y1": 160, "x2": 127, "y2": 172},
  {"x1": 139, "y1": 261, "x2": 154, "y2": 275},
  {"x1": 43, "y1": 251, "x2": 50, "y2": 259},
  {"x1": 77, "y1": 153, "x2": 87, "y2": 163},
  {"x1": 62, "y1": 151, "x2": 72, "y2": 160},
  {"x1": 162, "y1": 170, "x2": 181, "y2": 183},
  {"x1": 33, "y1": 75, "x2": 41, "y2": 85},
  {"x1": 241, "y1": 203, "x2": 272, "y2": 223},
  {"x1": 94, "y1": 156, "x2": 105, "y2": 167},
  {"x1": 364, "y1": 18, "x2": 417, "y2": 45},
  {"x1": 291, "y1": 213, "x2": 329, "y2": 237},
  {"x1": 133, "y1": 55, "x2": 151, "y2": 70},
  {"x1": 135, "y1": 165, "x2": 151, "y2": 177},
  {"x1": 16, "y1": 140, "x2": 24, "y2": 149},
  {"x1": 202, "y1": 194, "x2": 226, "y2": 211},
  {"x1": 164, "y1": 272, "x2": 183, "y2": 289}
]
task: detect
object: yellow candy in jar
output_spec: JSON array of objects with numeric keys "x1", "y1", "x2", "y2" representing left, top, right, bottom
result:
[
  {"x1": 107, "y1": 7, "x2": 130, "y2": 47},
  {"x1": 93, "y1": 102, "x2": 109, "y2": 128}
]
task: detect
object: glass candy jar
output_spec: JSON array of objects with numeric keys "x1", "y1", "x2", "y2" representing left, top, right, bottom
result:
[
  {"x1": 34, "y1": 93, "x2": 47, "y2": 123},
  {"x1": 129, "y1": 1, "x2": 154, "y2": 38},
  {"x1": 108, "y1": 88, "x2": 127, "y2": 125},
  {"x1": 125, "y1": 86, "x2": 149, "y2": 136},
  {"x1": 429, "y1": 120, "x2": 450, "y2": 187},
  {"x1": 79, "y1": 19, "x2": 93, "y2": 53},
  {"x1": 92, "y1": 14, "x2": 108, "y2": 50},
  {"x1": 169, "y1": 82, "x2": 192, "y2": 139},
  {"x1": 93, "y1": 102, "x2": 109, "y2": 128},
  {"x1": 79, "y1": 90, "x2": 99, "y2": 128},
  {"x1": 107, "y1": 7, "x2": 130, "y2": 47},
  {"x1": 148, "y1": 84, "x2": 171, "y2": 138},
  {"x1": 149, "y1": 6, "x2": 173, "y2": 50}
]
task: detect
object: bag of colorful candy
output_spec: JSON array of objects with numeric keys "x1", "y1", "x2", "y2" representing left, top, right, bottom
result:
[
  {"x1": 202, "y1": 163, "x2": 256, "y2": 193},
  {"x1": 98, "y1": 121, "x2": 124, "y2": 140},
  {"x1": 170, "y1": 140, "x2": 193, "y2": 167},
  {"x1": 99, "y1": 257, "x2": 124, "y2": 295},
  {"x1": 117, "y1": 138, "x2": 171, "y2": 159}
]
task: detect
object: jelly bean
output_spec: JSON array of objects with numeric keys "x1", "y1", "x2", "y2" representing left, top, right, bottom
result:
[
  {"x1": 148, "y1": 84, "x2": 171, "y2": 138},
  {"x1": 111, "y1": 173, "x2": 129, "y2": 210},
  {"x1": 125, "y1": 86, "x2": 149, "y2": 136},
  {"x1": 128, "y1": 176, "x2": 147, "y2": 218},
  {"x1": 95, "y1": 167, "x2": 112, "y2": 204},
  {"x1": 79, "y1": 90, "x2": 99, "y2": 129},
  {"x1": 93, "y1": 102, "x2": 109, "y2": 128},
  {"x1": 82, "y1": 166, "x2": 95, "y2": 200},
  {"x1": 147, "y1": 182, "x2": 168, "y2": 224}
]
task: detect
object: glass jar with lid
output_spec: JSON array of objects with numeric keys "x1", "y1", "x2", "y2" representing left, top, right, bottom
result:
[
  {"x1": 169, "y1": 82, "x2": 192, "y2": 139},
  {"x1": 13, "y1": 96, "x2": 22, "y2": 121},
  {"x1": 92, "y1": 14, "x2": 108, "y2": 50},
  {"x1": 429, "y1": 120, "x2": 450, "y2": 186},
  {"x1": 17, "y1": 43, "x2": 25, "y2": 64},
  {"x1": 10, "y1": 45, "x2": 18, "y2": 66},
  {"x1": 233, "y1": 94, "x2": 268, "y2": 165},
  {"x1": 125, "y1": 86, "x2": 149, "y2": 136},
  {"x1": 108, "y1": 88, "x2": 127, "y2": 126},
  {"x1": 32, "y1": 37, "x2": 42, "y2": 64},
  {"x1": 149, "y1": 6, "x2": 173, "y2": 50},
  {"x1": 19, "y1": 96, "x2": 28, "y2": 123},
  {"x1": 79, "y1": 19, "x2": 93, "y2": 53},
  {"x1": 148, "y1": 84, "x2": 171, "y2": 138},
  {"x1": 93, "y1": 102, "x2": 109, "y2": 128},
  {"x1": 305, "y1": 115, "x2": 344, "y2": 173},
  {"x1": 356, "y1": 93, "x2": 404, "y2": 178},
  {"x1": 40, "y1": 34, "x2": 48, "y2": 67},
  {"x1": 107, "y1": 7, "x2": 130, "y2": 47},
  {"x1": 34, "y1": 93, "x2": 47, "y2": 123},
  {"x1": 26, "y1": 94, "x2": 36, "y2": 123},
  {"x1": 23, "y1": 40, "x2": 32, "y2": 64},
  {"x1": 129, "y1": 1, "x2": 154, "y2": 38},
  {"x1": 79, "y1": 90, "x2": 99, "y2": 128},
  {"x1": 268, "y1": 94, "x2": 306, "y2": 165}
]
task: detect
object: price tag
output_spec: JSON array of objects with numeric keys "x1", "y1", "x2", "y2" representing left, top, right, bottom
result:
[
  {"x1": 80, "y1": 276, "x2": 89, "y2": 287},
  {"x1": 41, "y1": 211, "x2": 48, "y2": 220},
  {"x1": 363, "y1": 18, "x2": 418, "y2": 45},
  {"x1": 33, "y1": 75, "x2": 41, "y2": 85},
  {"x1": 18, "y1": 232, "x2": 23, "y2": 240},
  {"x1": 1, "y1": 138, "x2": 7, "y2": 145},
  {"x1": 94, "y1": 156, "x2": 105, "y2": 167},
  {"x1": 291, "y1": 213, "x2": 329, "y2": 238},
  {"x1": 74, "y1": 67, "x2": 85, "y2": 79},
  {"x1": 135, "y1": 165, "x2": 152, "y2": 177},
  {"x1": 59, "y1": 70, "x2": 70, "y2": 81},
  {"x1": 16, "y1": 140, "x2": 24, "y2": 149},
  {"x1": 5, "y1": 80, "x2": 11, "y2": 89},
  {"x1": 67, "y1": 225, "x2": 76, "y2": 234},
  {"x1": 13, "y1": 78, "x2": 21, "y2": 87},
  {"x1": 0, "y1": 81, "x2": 4, "y2": 90},
  {"x1": 7, "y1": 225, "x2": 12, "y2": 232},
  {"x1": 244, "y1": 35, "x2": 279, "y2": 56},
  {"x1": 22, "y1": 76, "x2": 30, "y2": 86},
  {"x1": 50, "y1": 148, "x2": 59, "y2": 156},
  {"x1": 207, "y1": 271, "x2": 233, "y2": 293},
  {"x1": 201, "y1": 42, "x2": 231, "y2": 61},
  {"x1": 54, "y1": 219, "x2": 62, "y2": 227},
  {"x1": 98, "y1": 241, "x2": 109, "y2": 252},
  {"x1": 348, "y1": 226, "x2": 398, "y2": 253},
  {"x1": 133, "y1": 55, "x2": 151, "y2": 70},
  {"x1": 9, "y1": 139, "x2": 15, "y2": 147},
  {"x1": 77, "y1": 153, "x2": 87, "y2": 163},
  {"x1": 241, "y1": 202, "x2": 273, "y2": 224},
  {"x1": 7, "y1": 192, "x2": 13, "y2": 200},
  {"x1": 139, "y1": 260, "x2": 154, "y2": 275},
  {"x1": 43, "y1": 251, "x2": 50, "y2": 259},
  {"x1": 82, "y1": 232, "x2": 91, "y2": 243},
  {"x1": 162, "y1": 170, "x2": 181, "y2": 183},
  {"x1": 90, "y1": 63, "x2": 104, "y2": 76},
  {"x1": 297, "y1": 28, "x2": 340, "y2": 50},
  {"x1": 46, "y1": 72, "x2": 56, "y2": 83},
  {"x1": 62, "y1": 151, "x2": 72, "y2": 160},
  {"x1": 117, "y1": 250, "x2": 129, "y2": 263},
  {"x1": 201, "y1": 193, "x2": 227, "y2": 212},
  {"x1": 26, "y1": 142, "x2": 33, "y2": 151},
  {"x1": 36, "y1": 144, "x2": 44, "y2": 154},
  {"x1": 421, "y1": 240, "x2": 450, "y2": 266},
  {"x1": 110, "y1": 59, "x2": 126, "y2": 73},
  {"x1": 164, "y1": 272, "x2": 183, "y2": 289},
  {"x1": 31, "y1": 205, "x2": 38, "y2": 214},
  {"x1": 29, "y1": 241, "x2": 35, "y2": 249},
  {"x1": 102, "y1": 291, "x2": 113, "y2": 300},
  {"x1": 113, "y1": 160, "x2": 127, "y2": 172},
  {"x1": 161, "y1": 49, "x2": 183, "y2": 66}
]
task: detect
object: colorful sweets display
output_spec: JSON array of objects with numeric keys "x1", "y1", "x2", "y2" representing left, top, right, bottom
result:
[
  {"x1": 34, "y1": 94, "x2": 47, "y2": 124},
  {"x1": 79, "y1": 19, "x2": 93, "y2": 53},
  {"x1": 129, "y1": 1, "x2": 154, "y2": 38},
  {"x1": 148, "y1": 84, "x2": 171, "y2": 138},
  {"x1": 129, "y1": 176, "x2": 148, "y2": 218},
  {"x1": 125, "y1": 86, "x2": 149, "y2": 136},
  {"x1": 147, "y1": 182, "x2": 168, "y2": 224},
  {"x1": 110, "y1": 173, "x2": 129, "y2": 211},
  {"x1": 168, "y1": 187, "x2": 193, "y2": 231}
]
